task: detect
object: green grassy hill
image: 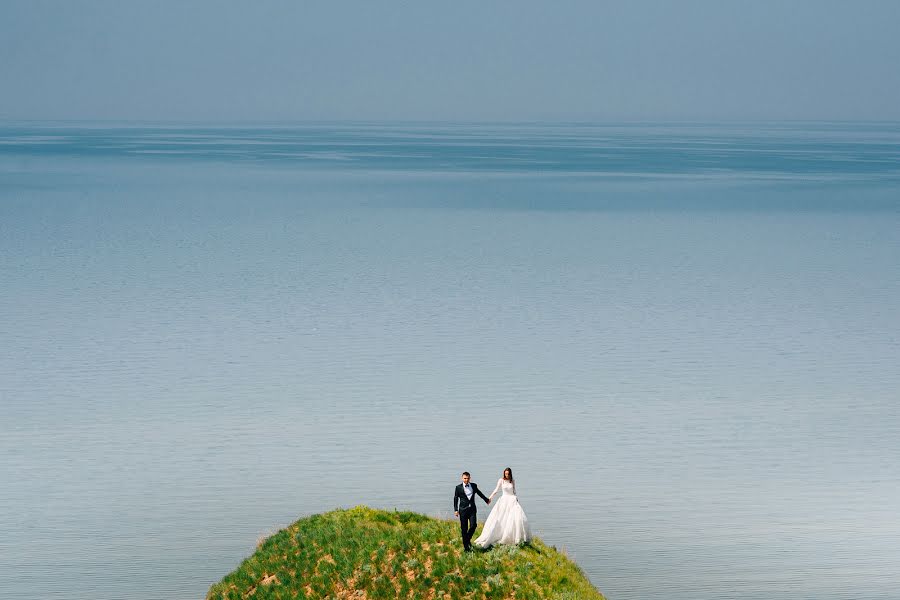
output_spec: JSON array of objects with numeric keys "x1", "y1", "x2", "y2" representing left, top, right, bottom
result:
[{"x1": 207, "y1": 506, "x2": 605, "y2": 600}]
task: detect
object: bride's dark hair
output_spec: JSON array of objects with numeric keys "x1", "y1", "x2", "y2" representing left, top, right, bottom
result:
[{"x1": 503, "y1": 467, "x2": 514, "y2": 482}]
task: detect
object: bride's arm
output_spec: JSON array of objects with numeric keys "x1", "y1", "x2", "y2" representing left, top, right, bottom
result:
[{"x1": 488, "y1": 478, "x2": 503, "y2": 501}]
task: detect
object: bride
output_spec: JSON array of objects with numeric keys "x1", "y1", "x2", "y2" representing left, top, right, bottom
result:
[{"x1": 474, "y1": 467, "x2": 531, "y2": 548}]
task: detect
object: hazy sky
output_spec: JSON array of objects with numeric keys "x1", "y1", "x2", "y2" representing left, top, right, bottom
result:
[{"x1": 3, "y1": 1, "x2": 899, "y2": 122}]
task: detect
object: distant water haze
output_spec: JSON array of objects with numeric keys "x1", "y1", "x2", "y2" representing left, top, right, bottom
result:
[
  {"x1": 3, "y1": 2, "x2": 900, "y2": 122},
  {"x1": 1, "y1": 122, "x2": 899, "y2": 600}
]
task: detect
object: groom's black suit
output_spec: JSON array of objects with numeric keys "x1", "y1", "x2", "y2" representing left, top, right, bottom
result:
[{"x1": 453, "y1": 482, "x2": 489, "y2": 550}]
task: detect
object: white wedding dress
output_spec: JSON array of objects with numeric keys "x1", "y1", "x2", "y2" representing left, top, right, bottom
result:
[{"x1": 474, "y1": 478, "x2": 531, "y2": 547}]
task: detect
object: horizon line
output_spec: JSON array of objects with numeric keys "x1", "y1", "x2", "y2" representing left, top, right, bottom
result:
[{"x1": 3, "y1": 118, "x2": 900, "y2": 128}]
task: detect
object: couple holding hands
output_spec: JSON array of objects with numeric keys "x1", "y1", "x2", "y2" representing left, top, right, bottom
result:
[{"x1": 453, "y1": 467, "x2": 531, "y2": 551}]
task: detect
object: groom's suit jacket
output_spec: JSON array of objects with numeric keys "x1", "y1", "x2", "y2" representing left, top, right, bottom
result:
[{"x1": 454, "y1": 482, "x2": 489, "y2": 513}]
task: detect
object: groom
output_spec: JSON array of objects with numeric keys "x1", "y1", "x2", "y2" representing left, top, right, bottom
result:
[{"x1": 453, "y1": 471, "x2": 490, "y2": 551}]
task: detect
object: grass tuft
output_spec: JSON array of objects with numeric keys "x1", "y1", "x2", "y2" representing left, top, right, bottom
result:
[{"x1": 207, "y1": 505, "x2": 605, "y2": 600}]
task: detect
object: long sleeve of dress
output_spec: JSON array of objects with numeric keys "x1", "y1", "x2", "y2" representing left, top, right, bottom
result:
[{"x1": 489, "y1": 478, "x2": 503, "y2": 500}]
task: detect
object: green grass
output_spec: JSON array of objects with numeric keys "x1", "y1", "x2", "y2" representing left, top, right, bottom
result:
[{"x1": 207, "y1": 506, "x2": 605, "y2": 600}]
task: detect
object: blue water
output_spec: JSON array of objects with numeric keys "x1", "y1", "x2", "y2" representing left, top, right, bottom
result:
[{"x1": 2, "y1": 122, "x2": 899, "y2": 600}]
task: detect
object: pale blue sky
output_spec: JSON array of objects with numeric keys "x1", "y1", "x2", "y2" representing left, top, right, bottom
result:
[{"x1": 2, "y1": 0, "x2": 899, "y2": 122}]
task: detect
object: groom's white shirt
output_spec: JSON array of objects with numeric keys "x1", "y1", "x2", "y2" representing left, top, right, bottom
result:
[{"x1": 464, "y1": 483, "x2": 473, "y2": 500}]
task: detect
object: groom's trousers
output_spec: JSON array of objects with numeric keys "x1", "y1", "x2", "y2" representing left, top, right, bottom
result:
[{"x1": 459, "y1": 508, "x2": 477, "y2": 549}]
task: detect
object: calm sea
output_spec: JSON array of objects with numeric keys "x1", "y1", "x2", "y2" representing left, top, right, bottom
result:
[{"x1": 2, "y1": 122, "x2": 899, "y2": 600}]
